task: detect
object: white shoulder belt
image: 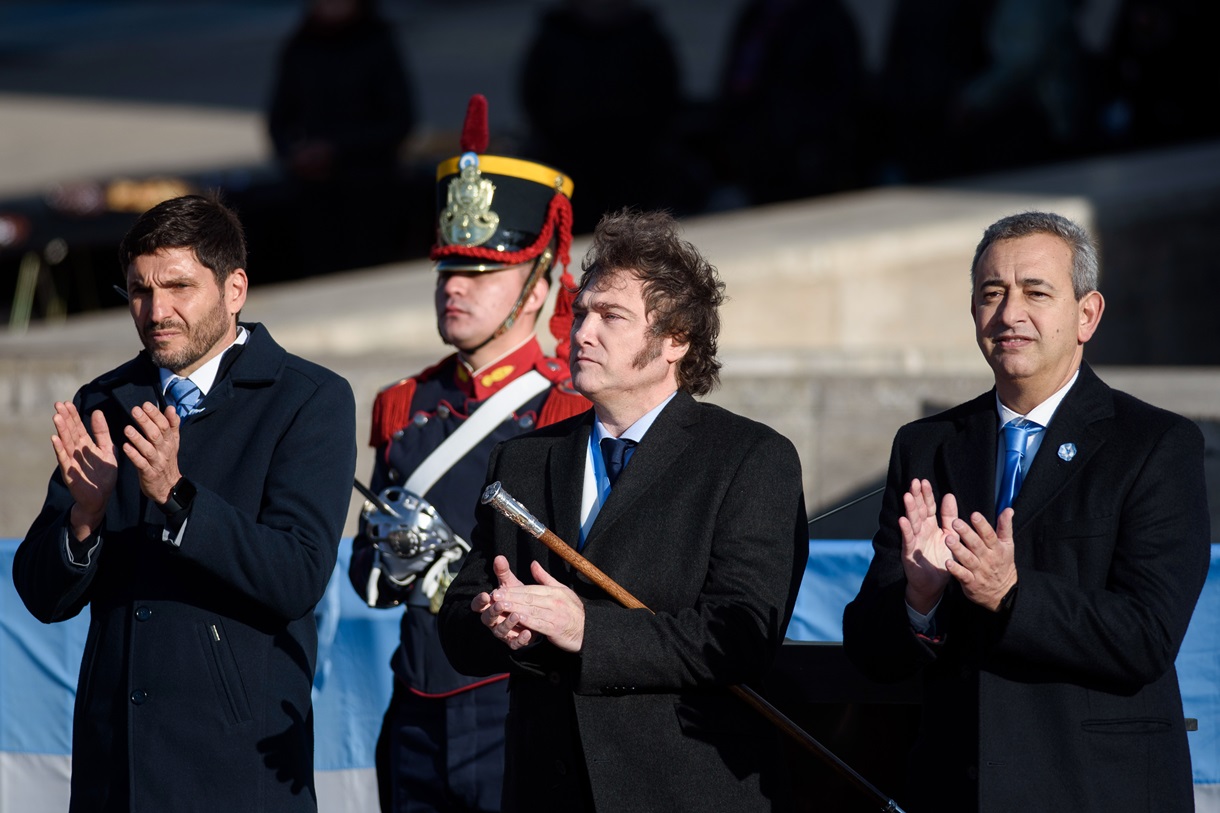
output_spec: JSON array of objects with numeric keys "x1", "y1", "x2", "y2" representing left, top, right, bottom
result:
[{"x1": 405, "y1": 369, "x2": 551, "y2": 497}]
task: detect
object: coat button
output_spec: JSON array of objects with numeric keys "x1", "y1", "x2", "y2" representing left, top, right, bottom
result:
[
  {"x1": 412, "y1": 413, "x2": 429, "y2": 427},
  {"x1": 134, "y1": 606, "x2": 151, "y2": 621},
  {"x1": 130, "y1": 690, "x2": 148, "y2": 705},
  {"x1": 392, "y1": 429, "x2": 405, "y2": 440},
  {"x1": 437, "y1": 405, "x2": 450, "y2": 419},
  {"x1": 518, "y1": 414, "x2": 534, "y2": 429},
  {"x1": 554, "y1": 759, "x2": 568, "y2": 775},
  {"x1": 966, "y1": 766, "x2": 978, "y2": 781},
  {"x1": 388, "y1": 468, "x2": 400, "y2": 483},
  {"x1": 547, "y1": 671, "x2": 561, "y2": 685}
]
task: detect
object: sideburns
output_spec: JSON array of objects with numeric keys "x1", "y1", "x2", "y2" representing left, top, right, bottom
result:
[{"x1": 631, "y1": 334, "x2": 663, "y2": 370}]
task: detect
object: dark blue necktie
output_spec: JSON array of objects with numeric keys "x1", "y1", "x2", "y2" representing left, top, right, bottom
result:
[
  {"x1": 166, "y1": 377, "x2": 201, "y2": 419},
  {"x1": 997, "y1": 419, "x2": 1042, "y2": 513},
  {"x1": 600, "y1": 437, "x2": 637, "y2": 487}
]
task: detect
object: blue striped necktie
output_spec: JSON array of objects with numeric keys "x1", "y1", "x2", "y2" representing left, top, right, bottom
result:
[
  {"x1": 997, "y1": 419, "x2": 1042, "y2": 513},
  {"x1": 166, "y1": 377, "x2": 201, "y2": 419}
]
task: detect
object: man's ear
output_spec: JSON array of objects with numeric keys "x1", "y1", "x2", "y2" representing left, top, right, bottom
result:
[
  {"x1": 662, "y1": 335, "x2": 689, "y2": 364},
  {"x1": 521, "y1": 275, "x2": 550, "y2": 318},
  {"x1": 1077, "y1": 290, "x2": 1104, "y2": 344},
  {"x1": 226, "y1": 268, "x2": 248, "y2": 316}
]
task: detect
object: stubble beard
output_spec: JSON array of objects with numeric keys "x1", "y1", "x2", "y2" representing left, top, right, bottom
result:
[{"x1": 144, "y1": 297, "x2": 232, "y2": 373}]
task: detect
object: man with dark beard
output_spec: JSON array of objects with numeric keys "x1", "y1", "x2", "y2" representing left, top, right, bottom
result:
[{"x1": 12, "y1": 194, "x2": 357, "y2": 813}]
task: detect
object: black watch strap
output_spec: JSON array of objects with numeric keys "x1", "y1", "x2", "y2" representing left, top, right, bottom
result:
[{"x1": 157, "y1": 476, "x2": 197, "y2": 516}]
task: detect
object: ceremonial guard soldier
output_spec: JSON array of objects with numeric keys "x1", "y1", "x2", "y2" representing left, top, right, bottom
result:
[{"x1": 349, "y1": 95, "x2": 587, "y2": 813}]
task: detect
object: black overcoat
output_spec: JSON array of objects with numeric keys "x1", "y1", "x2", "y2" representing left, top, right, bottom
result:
[
  {"x1": 439, "y1": 392, "x2": 809, "y2": 813},
  {"x1": 843, "y1": 362, "x2": 1210, "y2": 812},
  {"x1": 13, "y1": 323, "x2": 357, "y2": 813}
]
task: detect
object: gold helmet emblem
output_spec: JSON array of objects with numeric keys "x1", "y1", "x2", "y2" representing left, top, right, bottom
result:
[{"x1": 439, "y1": 154, "x2": 500, "y2": 247}]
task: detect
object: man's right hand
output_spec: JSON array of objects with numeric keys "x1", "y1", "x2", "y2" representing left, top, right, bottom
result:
[
  {"x1": 899, "y1": 478, "x2": 957, "y2": 614},
  {"x1": 472, "y1": 555, "x2": 534, "y2": 649},
  {"x1": 50, "y1": 402, "x2": 117, "y2": 541}
]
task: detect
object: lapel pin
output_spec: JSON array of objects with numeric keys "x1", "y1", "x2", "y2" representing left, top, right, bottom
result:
[{"x1": 1058, "y1": 443, "x2": 1077, "y2": 462}]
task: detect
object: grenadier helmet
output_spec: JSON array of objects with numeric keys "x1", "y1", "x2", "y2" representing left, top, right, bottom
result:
[{"x1": 432, "y1": 94, "x2": 577, "y2": 358}]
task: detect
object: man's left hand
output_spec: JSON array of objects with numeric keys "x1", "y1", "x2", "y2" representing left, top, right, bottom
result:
[
  {"x1": 946, "y1": 509, "x2": 1017, "y2": 612},
  {"x1": 122, "y1": 402, "x2": 182, "y2": 505}
]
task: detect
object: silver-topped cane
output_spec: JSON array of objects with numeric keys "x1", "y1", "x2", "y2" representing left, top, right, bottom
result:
[{"x1": 481, "y1": 481, "x2": 906, "y2": 813}]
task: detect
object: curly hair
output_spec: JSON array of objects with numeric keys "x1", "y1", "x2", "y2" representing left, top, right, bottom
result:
[
  {"x1": 971, "y1": 211, "x2": 1099, "y2": 298},
  {"x1": 578, "y1": 209, "x2": 725, "y2": 396},
  {"x1": 118, "y1": 193, "x2": 246, "y2": 286}
]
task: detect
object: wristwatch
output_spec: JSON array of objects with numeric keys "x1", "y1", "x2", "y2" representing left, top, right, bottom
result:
[{"x1": 157, "y1": 476, "x2": 197, "y2": 516}]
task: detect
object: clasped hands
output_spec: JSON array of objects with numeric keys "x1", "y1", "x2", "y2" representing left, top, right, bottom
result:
[
  {"x1": 471, "y1": 555, "x2": 586, "y2": 653},
  {"x1": 901, "y1": 478, "x2": 1016, "y2": 613},
  {"x1": 51, "y1": 401, "x2": 183, "y2": 541}
]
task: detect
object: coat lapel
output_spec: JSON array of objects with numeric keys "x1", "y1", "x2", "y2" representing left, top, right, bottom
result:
[
  {"x1": 187, "y1": 325, "x2": 277, "y2": 428},
  {"x1": 939, "y1": 392, "x2": 1000, "y2": 521},
  {"x1": 547, "y1": 413, "x2": 593, "y2": 548},
  {"x1": 1009, "y1": 363, "x2": 1112, "y2": 535},
  {"x1": 110, "y1": 376, "x2": 160, "y2": 418},
  {"x1": 582, "y1": 392, "x2": 696, "y2": 552}
]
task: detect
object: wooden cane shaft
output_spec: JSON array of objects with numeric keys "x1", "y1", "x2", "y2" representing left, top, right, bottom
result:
[
  {"x1": 538, "y1": 526, "x2": 884, "y2": 797},
  {"x1": 484, "y1": 483, "x2": 902, "y2": 811},
  {"x1": 536, "y1": 529, "x2": 649, "y2": 611}
]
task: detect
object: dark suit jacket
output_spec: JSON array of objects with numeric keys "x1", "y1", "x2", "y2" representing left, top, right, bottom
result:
[
  {"x1": 843, "y1": 363, "x2": 1210, "y2": 813},
  {"x1": 438, "y1": 392, "x2": 809, "y2": 813},
  {"x1": 13, "y1": 323, "x2": 357, "y2": 813}
]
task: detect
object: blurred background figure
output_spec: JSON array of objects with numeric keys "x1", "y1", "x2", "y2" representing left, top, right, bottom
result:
[
  {"x1": 1095, "y1": 0, "x2": 1220, "y2": 150},
  {"x1": 518, "y1": 0, "x2": 687, "y2": 234},
  {"x1": 712, "y1": 0, "x2": 864, "y2": 207},
  {"x1": 869, "y1": 0, "x2": 993, "y2": 184},
  {"x1": 950, "y1": 0, "x2": 1090, "y2": 175},
  {"x1": 268, "y1": 0, "x2": 416, "y2": 275}
]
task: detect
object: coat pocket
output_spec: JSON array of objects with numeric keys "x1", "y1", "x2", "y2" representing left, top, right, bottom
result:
[
  {"x1": 197, "y1": 620, "x2": 253, "y2": 725},
  {"x1": 1080, "y1": 717, "x2": 1173, "y2": 734}
]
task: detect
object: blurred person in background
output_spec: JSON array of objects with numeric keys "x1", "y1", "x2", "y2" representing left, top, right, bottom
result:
[
  {"x1": 519, "y1": 0, "x2": 687, "y2": 233},
  {"x1": 713, "y1": 0, "x2": 864, "y2": 206},
  {"x1": 268, "y1": 0, "x2": 416, "y2": 274},
  {"x1": 869, "y1": 0, "x2": 992, "y2": 183}
]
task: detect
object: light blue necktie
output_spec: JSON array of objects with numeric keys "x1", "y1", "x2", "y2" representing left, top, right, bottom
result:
[
  {"x1": 997, "y1": 419, "x2": 1042, "y2": 514},
  {"x1": 600, "y1": 437, "x2": 637, "y2": 488},
  {"x1": 166, "y1": 377, "x2": 201, "y2": 419}
]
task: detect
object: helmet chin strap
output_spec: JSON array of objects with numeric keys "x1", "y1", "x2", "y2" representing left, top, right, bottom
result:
[{"x1": 460, "y1": 247, "x2": 554, "y2": 359}]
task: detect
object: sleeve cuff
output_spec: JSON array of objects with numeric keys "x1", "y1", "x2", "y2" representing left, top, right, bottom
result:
[
  {"x1": 906, "y1": 596, "x2": 942, "y2": 633},
  {"x1": 161, "y1": 516, "x2": 189, "y2": 548},
  {"x1": 62, "y1": 526, "x2": 102, "y2": 568}
]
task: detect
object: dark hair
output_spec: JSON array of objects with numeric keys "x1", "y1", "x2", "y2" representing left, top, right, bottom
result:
[
  {"x1": 578, "y1": 209, "x2": 725, "y2": 396},
  {"x1": 970, "y1": 211, "x2": 1098, "y2": 298},
  {"x1": 118, "y1": 193, "x2": 246, "y2": 286}
]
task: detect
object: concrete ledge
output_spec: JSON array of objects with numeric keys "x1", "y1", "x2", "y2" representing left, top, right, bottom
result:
[{"x1": 2, "y1": 165, "x2": 1217, "y2": 534}]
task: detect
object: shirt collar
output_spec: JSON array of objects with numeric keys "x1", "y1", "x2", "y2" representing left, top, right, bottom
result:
[
  {"x1": 159, "y1": 325, "x2": 248, "y2": 396},
  {"x1": 593, "y1": 390, "x2": 677, "y2": 446},
  {"x1": 995, "y1": 368, "x2": 1079, "y2": 428}
]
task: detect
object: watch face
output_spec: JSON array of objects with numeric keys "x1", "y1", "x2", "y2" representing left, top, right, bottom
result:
[{"x1": 159, "y1": 477, "x2": 196, "y2": 516}]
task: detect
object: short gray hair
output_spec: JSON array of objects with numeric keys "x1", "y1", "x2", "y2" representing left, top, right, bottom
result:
[{"x1": 970, "y1": 211, "x2": 1099, "y2": 298}]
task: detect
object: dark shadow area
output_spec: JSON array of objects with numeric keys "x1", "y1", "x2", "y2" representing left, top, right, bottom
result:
[{"x1": 769, "y1": 642, "x2": 920, "y2": 812}]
